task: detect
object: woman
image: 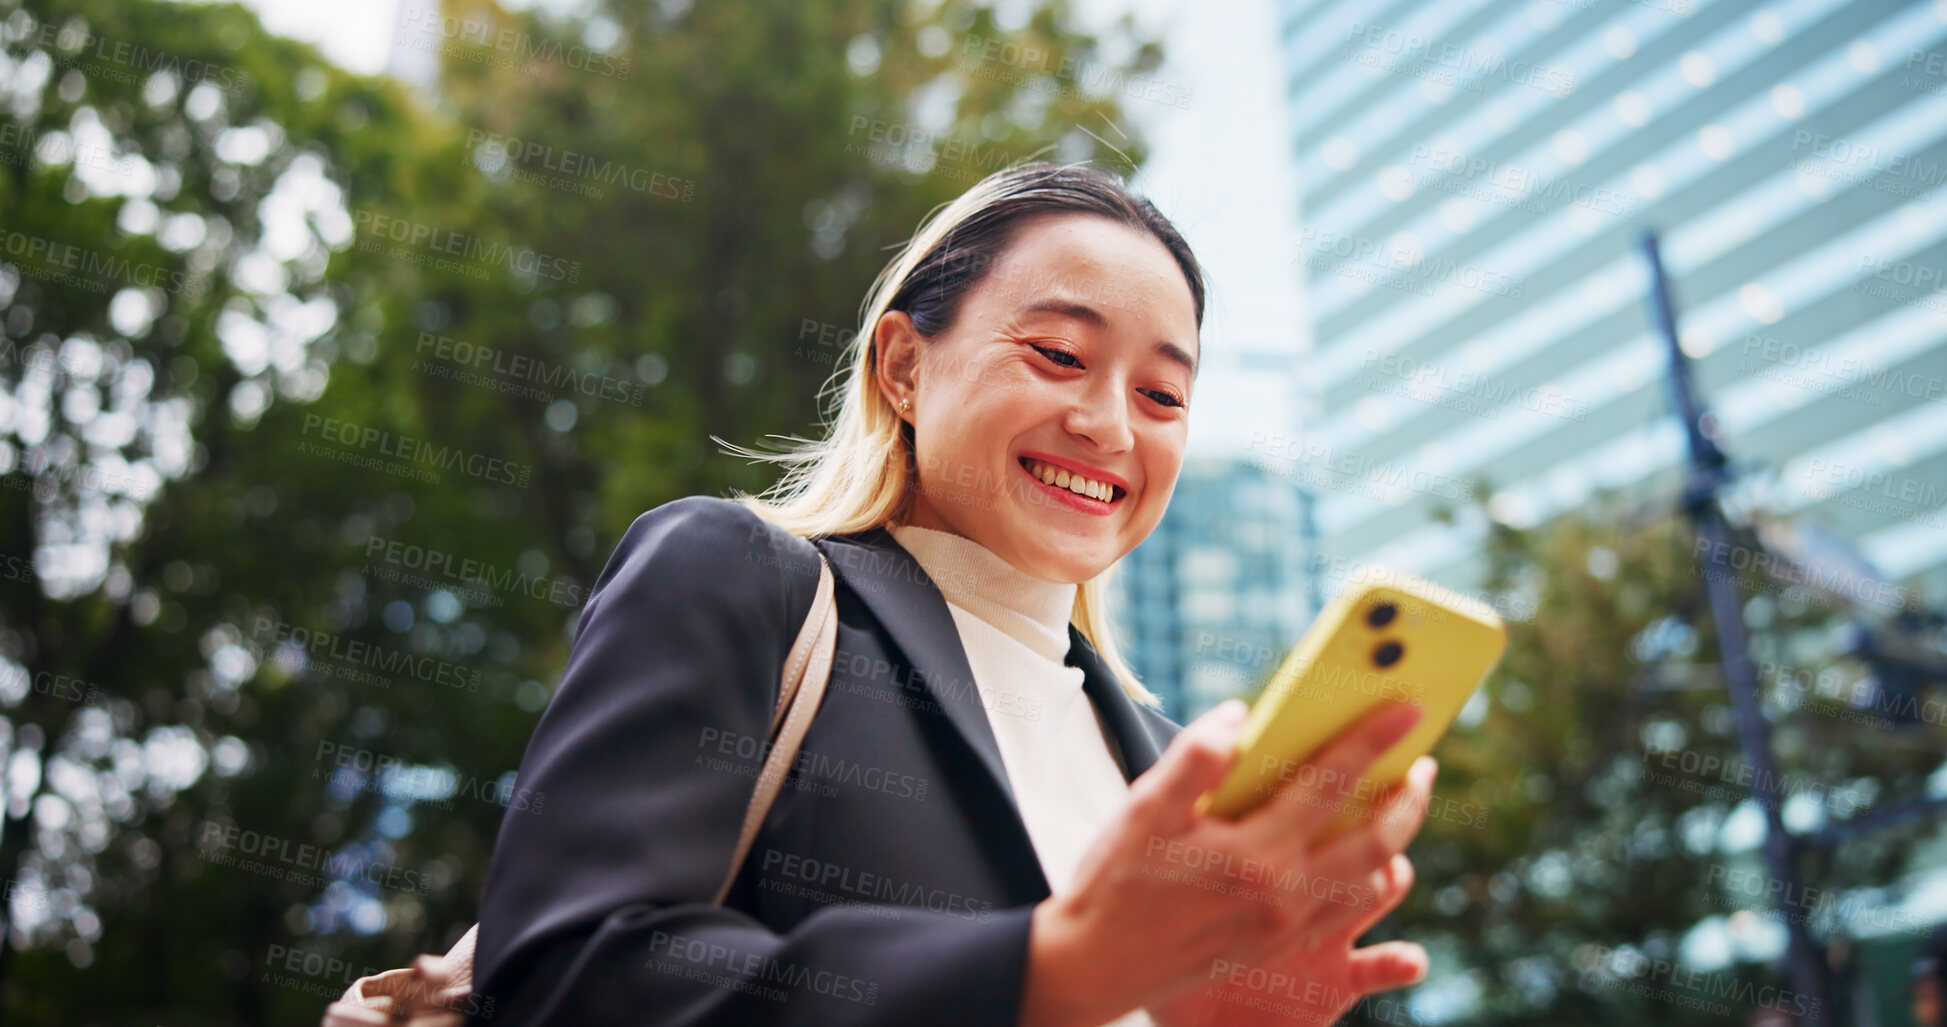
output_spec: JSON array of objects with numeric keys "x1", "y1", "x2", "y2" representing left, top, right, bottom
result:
[{"x1": 467, "y1": 162, "x2": 1439, "y2": 1026}]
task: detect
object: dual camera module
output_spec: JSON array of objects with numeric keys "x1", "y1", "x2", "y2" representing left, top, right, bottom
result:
[{"x1": 1366, "y1": 601, "x2": 1404, "y2": 668}]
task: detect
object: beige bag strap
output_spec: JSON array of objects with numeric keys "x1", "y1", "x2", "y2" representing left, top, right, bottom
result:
[
  {"x1": 325, "y1": 550, "x2": 840, "y2": 1025},
  {"x1": 714, "y1": 552, "x2": 837, "y2": 904}
]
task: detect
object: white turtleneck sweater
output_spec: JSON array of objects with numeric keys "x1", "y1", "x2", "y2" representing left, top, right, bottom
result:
[{"x1": 886, "y1": 524, "x2": 1157, "y2": 1027}]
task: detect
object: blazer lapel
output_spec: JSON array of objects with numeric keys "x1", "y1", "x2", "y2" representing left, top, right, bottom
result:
[
  {"x1": 814, "y1": 527, "x2": 1029, "y2": 817},
  {"x1": 817, "y1": 527, "x2": 1170, "y2": 789},
  {"x1": 1065, "y1": 624, "x2": 1169, "y2": 782},
  {"x1": 813, "y1": 526, "x2": 1174, "y2": 901}
]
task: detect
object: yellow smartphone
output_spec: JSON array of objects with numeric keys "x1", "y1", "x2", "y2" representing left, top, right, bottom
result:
[{"x1": 1194, "y1": 572, "x2": 1508, "y2": 840}]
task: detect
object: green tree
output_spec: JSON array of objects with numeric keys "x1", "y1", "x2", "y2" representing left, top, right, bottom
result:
[
  {"x1": 1323, "y1": 494, "x2": 1944, "y2": 1026},
  {"x1": 0, "y1": 0, "x2": 1175, "y2": 1021}
]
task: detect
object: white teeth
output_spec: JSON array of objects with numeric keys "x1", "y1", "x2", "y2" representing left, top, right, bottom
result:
[{"x1": 1025, "y1": 460, "x2": 1117, "y2": 502}]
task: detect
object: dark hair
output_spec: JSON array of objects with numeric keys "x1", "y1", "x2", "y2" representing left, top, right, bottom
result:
[{"x1": 883, "y1": 162, "x2": 1207, "y2": 374}]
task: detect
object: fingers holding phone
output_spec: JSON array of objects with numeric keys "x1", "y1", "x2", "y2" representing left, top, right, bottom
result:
[
  {"x1": 1222, "y1": 703, "x2": 1438, "y2": 950},
  {"x1": 1231, "y1": 699, "x2": 1425, "y2": 852}
]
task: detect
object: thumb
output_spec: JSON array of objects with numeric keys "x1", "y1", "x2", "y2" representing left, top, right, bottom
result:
[{"x1": 1142, "y1": 698, "x2": 1249, "y2": 819}]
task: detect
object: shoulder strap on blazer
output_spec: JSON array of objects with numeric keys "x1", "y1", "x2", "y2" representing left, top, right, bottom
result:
[
  {"x1": 712, "y1": 550, "x2": 838, "y2": 906},
  {"x1": 324, "y1": 552, "x2": 841, "y2": 1024}
]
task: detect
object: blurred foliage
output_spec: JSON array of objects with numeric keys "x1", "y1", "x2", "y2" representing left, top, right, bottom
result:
[
  {"x1": 1312, "y1": 492, "x2": 1946, "y2": 1026},
  {"x1": 0, "y1": 0, "x2": 1168, "y2": 1020}
]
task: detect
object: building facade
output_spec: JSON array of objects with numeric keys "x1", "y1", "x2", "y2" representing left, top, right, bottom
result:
[{"x1": 1264, "y1": 0, "x2": 1947, "y2": 611}]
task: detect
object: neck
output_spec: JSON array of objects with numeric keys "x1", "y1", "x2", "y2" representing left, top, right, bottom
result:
[{"x1": 886, "y1": 523, "x2": 1077, "y2": 664}]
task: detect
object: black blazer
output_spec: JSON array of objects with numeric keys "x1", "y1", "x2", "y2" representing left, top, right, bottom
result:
[{"x1": 468, "y1": 495, "x2": 1185, "y2": 1025}]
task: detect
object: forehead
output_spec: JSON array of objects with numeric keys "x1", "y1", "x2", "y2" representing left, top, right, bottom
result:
[{"x1": 973, "y1": 214, "x2": 1198, "y2": 333}]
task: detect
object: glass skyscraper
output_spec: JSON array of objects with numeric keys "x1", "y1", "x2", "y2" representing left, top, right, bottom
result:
[
  {"x1": 1110, "y1": 457, "x2": 1309, "y2": 720},
  {"x1": 1265, "y1": 0, "x2": 1947, "y2": 605}
]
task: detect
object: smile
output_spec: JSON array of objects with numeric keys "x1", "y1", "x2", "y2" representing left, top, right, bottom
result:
[{"x1": 1018, "y1": 456, "x2": 1126, "y2": 512}]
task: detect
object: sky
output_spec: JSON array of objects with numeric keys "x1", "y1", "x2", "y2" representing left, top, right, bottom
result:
[{"x1": 230, "y1": 0, "x2": 1307, "y2": 460}]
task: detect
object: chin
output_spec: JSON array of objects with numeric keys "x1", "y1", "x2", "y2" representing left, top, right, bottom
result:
[{"x1": 1045, "y1": 544, "x2": 1113, "y2": 584}]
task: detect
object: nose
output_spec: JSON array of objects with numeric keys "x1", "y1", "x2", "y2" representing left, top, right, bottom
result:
[{"x1": 1064, "y1": 374, "x2": 1135, "y2": 453}]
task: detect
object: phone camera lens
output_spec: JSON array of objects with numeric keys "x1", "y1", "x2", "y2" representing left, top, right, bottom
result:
[
  {"x1": 1373, "y1": 641, "x2": 1404, "y2": 667},
  {"x1": 1366, "y1": 603, "x2": 1398, "y2": 628}
]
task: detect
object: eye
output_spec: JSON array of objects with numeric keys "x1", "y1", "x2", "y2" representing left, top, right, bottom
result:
[
  {"x1": 1142, "y1": 388, "x2": 1186, "y2": 409},
  {"x1": 1031, "y1": 344, "x2": 1081, "y2": 369}
]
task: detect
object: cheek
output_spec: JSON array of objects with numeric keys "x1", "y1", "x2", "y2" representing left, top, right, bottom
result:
[
  {"x1": 914, "y1": 393, "x2": 997, "y2": 482},
  {"x1": 1137, "y1": 431, "x2": 1186, "y2": 496},
  {"x1": 937, "y1": 360, "x2": 1047, "y2": 423}
]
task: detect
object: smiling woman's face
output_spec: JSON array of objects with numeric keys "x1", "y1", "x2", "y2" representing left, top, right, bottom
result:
[{"x1": 874, "y1": 212, "x2": 1200, "y2": 584}]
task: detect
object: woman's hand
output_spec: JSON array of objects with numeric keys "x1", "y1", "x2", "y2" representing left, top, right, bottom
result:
[
  {"x1": 1145, "y1": 853, "x2": 1428, "y2": 1027},
  {"x1": 1019, "y1": 697, "x2": 1439, "y2": 1027}
]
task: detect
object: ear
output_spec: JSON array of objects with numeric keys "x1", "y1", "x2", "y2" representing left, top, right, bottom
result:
[{"x1": 872, "y1": 309, "x2": 923, "y2": 421}]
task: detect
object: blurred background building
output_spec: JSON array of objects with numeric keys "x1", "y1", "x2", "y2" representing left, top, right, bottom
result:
[
  {"x1": 1111, "y1": 456, "x2": 1311, "y2": 715},
  {"x1": 1117, "y1": 0, "x2": 1947, "y2": 727},
  {"x1": 1270, "y1": 0, "x2": 1947, "y2": 604}
]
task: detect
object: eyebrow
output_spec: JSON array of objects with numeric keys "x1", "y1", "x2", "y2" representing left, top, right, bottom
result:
[{"x1": 1018, "y1": 298, "x2": 1199, "y2": 377}]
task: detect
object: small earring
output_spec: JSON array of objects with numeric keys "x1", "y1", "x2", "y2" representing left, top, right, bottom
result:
[{"x1": 899, "y1": 397, "x2": 912, "y2": 413}]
